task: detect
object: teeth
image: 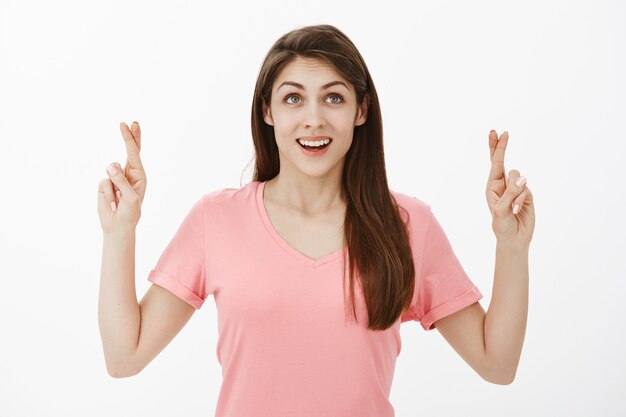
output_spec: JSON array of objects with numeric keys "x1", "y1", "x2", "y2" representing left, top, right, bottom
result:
[{"x1": 297, "y1": 138, "x2": 331, "y2": 147}]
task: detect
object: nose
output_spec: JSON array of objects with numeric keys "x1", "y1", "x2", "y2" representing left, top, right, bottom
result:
[{"x1": 302, "y1": 101, "x2": 326, "y2": 128}]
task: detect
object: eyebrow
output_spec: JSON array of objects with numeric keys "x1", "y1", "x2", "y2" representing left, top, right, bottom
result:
[{"x1": 276, "y1": 80, "x2": 350, "y2": 93}]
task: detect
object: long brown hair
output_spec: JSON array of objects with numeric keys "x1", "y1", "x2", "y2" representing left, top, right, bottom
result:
[{"x1": 248, "y1": 24, "x2": 415, "y2": 331}]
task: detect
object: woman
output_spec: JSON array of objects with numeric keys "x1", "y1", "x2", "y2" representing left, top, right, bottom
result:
[{"x1": 97, "y1": 24, "x2": 535, "y2": 417}]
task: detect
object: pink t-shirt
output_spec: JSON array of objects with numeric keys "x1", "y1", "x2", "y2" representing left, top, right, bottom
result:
[{"x1": 147, "y1": 180, "x2": 483, "y2": 417}]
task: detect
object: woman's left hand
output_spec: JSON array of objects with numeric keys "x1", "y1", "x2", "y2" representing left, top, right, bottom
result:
[{"x1": 486, "y1": 130, "x2": 536, "y2": 247}]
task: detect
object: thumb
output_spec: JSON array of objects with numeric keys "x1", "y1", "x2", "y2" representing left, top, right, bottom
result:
[{"x1": 106, "y1": 163, "x2": 137, "y2": 199}]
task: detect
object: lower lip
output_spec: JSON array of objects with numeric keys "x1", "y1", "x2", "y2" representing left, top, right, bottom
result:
[{"x1": 298, "y1": 140, "x2": 331, "y2": 157}]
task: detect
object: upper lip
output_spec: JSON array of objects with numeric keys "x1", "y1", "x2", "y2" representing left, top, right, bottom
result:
[{"x1": 297, "y1": 136, "x2": 332, "y2": 141}]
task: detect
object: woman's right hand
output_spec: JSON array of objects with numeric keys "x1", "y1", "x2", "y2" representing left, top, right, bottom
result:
[{"x1": 98, "y1": 121, "x2": 147, "y2": 234}]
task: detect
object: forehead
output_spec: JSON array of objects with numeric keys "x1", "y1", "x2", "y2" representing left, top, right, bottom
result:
[{"x1": 273, "y1": 57, "x2": 347, "y2": 89}]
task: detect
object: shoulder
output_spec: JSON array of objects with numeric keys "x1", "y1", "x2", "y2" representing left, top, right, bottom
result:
[
  {"x1": 389, "y1": 188, "x2": 431, "y2": 222},
  {"x1": 196, "y1": 181, "x2": 259, "y2": 214}
]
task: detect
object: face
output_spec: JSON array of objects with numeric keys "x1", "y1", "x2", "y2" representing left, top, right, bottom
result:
[{"x1": 262, "y1": 56, "x2": 368, "y2": 180}]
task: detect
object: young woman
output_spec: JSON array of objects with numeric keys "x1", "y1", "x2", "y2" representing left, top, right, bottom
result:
[{"x1": 97, "y1": 24, "x2": 535, "y2": 417}]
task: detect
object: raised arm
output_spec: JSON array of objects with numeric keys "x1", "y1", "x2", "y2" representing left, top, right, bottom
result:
[
  {"x1": 97, "y1": 122, "x2": 196, "y2": 377},
  {"x1": 432, "y1": 130, "x2": 534, "y2": 385}
]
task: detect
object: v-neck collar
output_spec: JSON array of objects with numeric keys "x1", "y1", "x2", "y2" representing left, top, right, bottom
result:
[{"x1": 256, "y1": 180, "x2": 346, "y2": 268}]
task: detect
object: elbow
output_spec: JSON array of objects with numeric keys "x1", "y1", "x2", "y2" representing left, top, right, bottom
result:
[
  {"x1": 105, "y1": 358, "x2": 140, "y2": 379},
  {"x1": 480, "y1": 347, "x2": 520, "y2": 385},
  {"x1": 107, "y1": 368, "x2": 129, "y2": 379},
  {"x1": 107, "y1": 368, "x2": 136, "y2": 379},
  {"x1": 481, "y1": 361, "x2": 517, "y2": 385},
  {"x1": 483, "y1": 371, "x2": 515, "y2": 385}
]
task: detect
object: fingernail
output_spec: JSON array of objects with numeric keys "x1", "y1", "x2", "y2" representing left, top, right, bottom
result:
[
  {"x1": 133, "y1": 121, "x2": 138, "y2": 125},
  {"x1": 107, "y1": 164, "x2": 117, "y2": 176},
  {"x1": 513, "y1": 204, "x2": 520, "y2": 214},
  {"x1": 110, "y1": 201, "x2": 117, "y2": 212},
  {"x1": 515, "y1": 176, "x2": 526, "y2": 187}
]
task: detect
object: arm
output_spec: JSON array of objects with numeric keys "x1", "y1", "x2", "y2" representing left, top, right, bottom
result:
[
  {"x1": 98, "y1": 229, "x2": 198, "y2": 378},
  {"x1": 97, "y1": 121, "x2": 198, "y2": 377},
  {"x1": 98, "y1": 230, "x2": 141, "y2": 377},
  {"x1": 434, "y1": 241, "x2": 529, "y2": 385},
  {"x1": 434, "y1": 129, "x2": 534, "y2": 385}
]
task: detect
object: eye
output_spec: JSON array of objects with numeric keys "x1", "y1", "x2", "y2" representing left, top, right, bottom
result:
[
  {"x1": 326, "y1": 94, "x2": 344, "y2": 104},
  {"x1": 285, "y1": 94, "x2": 301, "y2": 104},
  {"x1": 283, "y1": 93, "x2": 345, "y2": 105}
]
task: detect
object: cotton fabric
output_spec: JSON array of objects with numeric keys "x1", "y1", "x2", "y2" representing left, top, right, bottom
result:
[{"x1": 147, "y1": 180, "x2": 483, "y2": 417}]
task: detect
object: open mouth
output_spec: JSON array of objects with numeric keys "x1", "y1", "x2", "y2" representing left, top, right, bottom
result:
[{"x1": 296, "y1": 138, "x2": 332, "y2": 151}]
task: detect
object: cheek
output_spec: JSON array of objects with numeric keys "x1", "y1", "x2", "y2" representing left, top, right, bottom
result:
[
  {"x1": 271, "y1": 112, "x2": 297, "y2": 133},
  {"x1": 328, "y1": 109, "x2": 357, "y2": 127}
]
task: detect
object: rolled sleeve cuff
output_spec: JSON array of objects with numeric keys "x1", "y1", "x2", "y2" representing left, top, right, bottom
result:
[
  {"x1": 147, "y1": 269, "x2": 205, "y2": 310},
  {"x1": 419, "y1": 286, "x2": 483, "y2": 331}
]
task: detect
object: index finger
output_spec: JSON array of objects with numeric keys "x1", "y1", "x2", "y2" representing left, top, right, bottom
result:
[
  {"x1": 130, "y1": 121, "x2": 141, "y2": 151},
  {"x1": 488, "y1": 130, "x2": 508, "y2": 183},
  {"x1": 119, "y1": 121, "x2": 142, "y2": 166}
]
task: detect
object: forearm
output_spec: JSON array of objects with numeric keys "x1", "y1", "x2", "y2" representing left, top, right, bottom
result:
[
  {"x1": 98, "y1": 230, "x2": 141, "y2": 376},
  {"x1": 484, "y1": 241, "x2": 529, "y2": 380}
]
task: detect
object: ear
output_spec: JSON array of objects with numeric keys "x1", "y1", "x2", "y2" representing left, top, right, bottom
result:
[
  {"x1": 354, "y1": 93, "x2": 370, "y2": 126},
  {"x1": 262, "y1": 99, "x2": 274, "y2": 126}
]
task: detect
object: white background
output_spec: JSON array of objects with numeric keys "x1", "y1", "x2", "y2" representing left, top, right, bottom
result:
[{"x1": 1, "y1": 0, "x2": 625, "y2": 416}]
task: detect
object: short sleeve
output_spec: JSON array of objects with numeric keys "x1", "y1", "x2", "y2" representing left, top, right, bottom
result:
[
  {"x1": 414, "y1": 206, "x2": 483, "y2": 331},
  {"x1": 147, "y1": 196, "x2": 208, "y2": 310}
]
